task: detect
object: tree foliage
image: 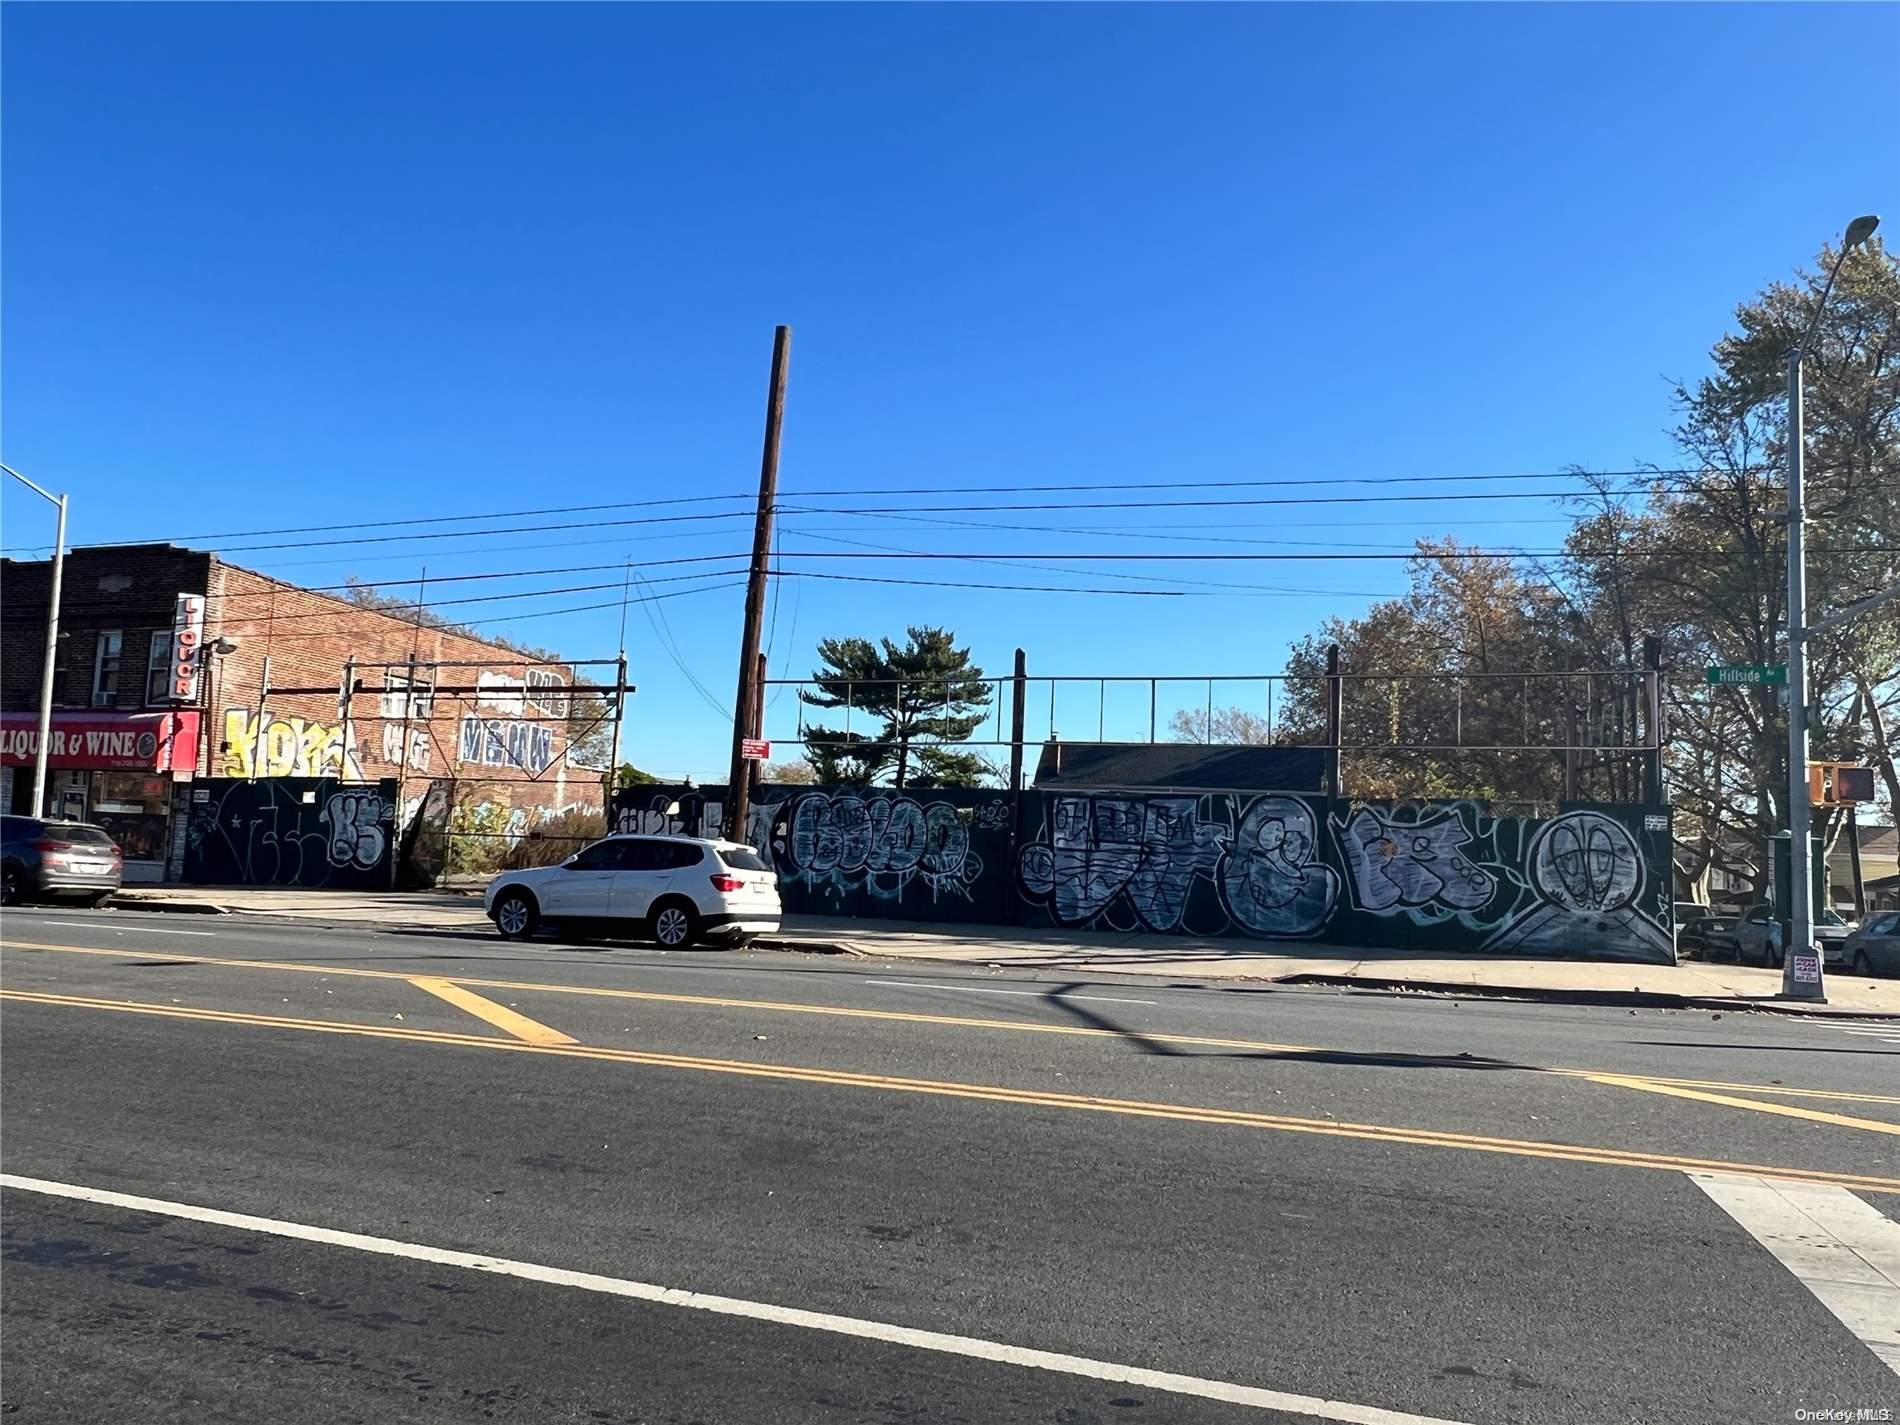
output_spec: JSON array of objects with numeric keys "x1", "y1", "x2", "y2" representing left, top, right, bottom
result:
[
  {"x1": 1169, "y1": 705, "x2": 1275, "y2": 745},
  {"x1": 798, "y1": 626, "x2": 994, "y2": 788},
  {"x1": 1271, "y1": 240, "x2": 1900, "y2": 894}
]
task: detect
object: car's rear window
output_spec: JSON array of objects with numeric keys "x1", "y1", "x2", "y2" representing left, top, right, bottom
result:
[
  {"x1": 718, "y1": 846, "x2": 770, "y2": 872},
  {"x1": 48, "y1": 823, "x2": 115, "y2": 846}
]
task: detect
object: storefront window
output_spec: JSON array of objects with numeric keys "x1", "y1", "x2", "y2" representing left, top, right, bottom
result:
[{"x1": 90, "y1": 770, "x2": 170, "y2": 861}]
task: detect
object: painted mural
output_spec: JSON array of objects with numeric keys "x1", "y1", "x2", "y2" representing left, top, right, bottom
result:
[
  {"x1": 220, "y1": 708, "x2": 362, "y2": 779},
  {"x1": 608, "y1": 784, "x2": 1673, "y2": 962},
  {"x1": 1016, "y1": 793, "x2": 1672, "y2": 962},
  {"x1": 183, "y1": 777, "x2": 399, "y2": 889},
  {"x1": 609, "y1": 784, "x2": 1013, "y2": 922}
]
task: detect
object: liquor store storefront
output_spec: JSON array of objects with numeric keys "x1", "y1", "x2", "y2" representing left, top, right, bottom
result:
[{"x1": 0, "y1": 710, "x2": 202, "y2": 882}]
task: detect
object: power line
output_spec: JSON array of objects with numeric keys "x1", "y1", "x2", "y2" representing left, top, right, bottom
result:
[
  {"x1": 0, "y1": 467, "x2": 1668, "y2": 555},
  {"x1": 12, "y1": 465, "x2": 1846, "y2": 557},
  {"x1": 3, "y1": 571, "x2": 746, "y2": 634},
  {"x1": 786, "y1": 528, "x2": 1393, "y2": 597},
  {"x1": 758, "y1": 546, "x2": 1888, "y2": 562}
]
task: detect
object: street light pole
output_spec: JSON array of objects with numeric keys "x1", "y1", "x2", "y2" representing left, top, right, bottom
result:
[
  {"x1": 1782, "y1": 213, "x2": 1880, "y2": 1003},
  {"x1": 1, "y1": 463, "x2": 68, "y2": 819}
]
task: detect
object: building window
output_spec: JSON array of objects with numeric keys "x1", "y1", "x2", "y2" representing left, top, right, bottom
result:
[
  {"x1": 145, "y1": 634, "x2": 175, "y2": 705},
  {"x1": 380, "y1": 671, "x2": 434, "y2": 720},
  {"x1": 92, "y1": 630, "x2": 123, "y2": 707}
]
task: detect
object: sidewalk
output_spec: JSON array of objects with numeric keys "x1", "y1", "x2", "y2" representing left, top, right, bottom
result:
[{"x1": 96, "y1": 885, "x2": 1900, "y2": 1017}]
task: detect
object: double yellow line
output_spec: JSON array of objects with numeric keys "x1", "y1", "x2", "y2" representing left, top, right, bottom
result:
[
  {"x1": 5, "y1": 937, "x2": 1897, "y2": 1109},
  {"x1": 6, "y1": 985, "x2": 1900, "y2": 1197}
]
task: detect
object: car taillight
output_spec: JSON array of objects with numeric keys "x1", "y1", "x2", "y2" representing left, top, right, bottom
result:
[
  {"x1": 709, "y1": 874, "x2": 744, "y2": 893},
  {"x1": 31, "y1": 840, "x2": 73, "y2": 854}
]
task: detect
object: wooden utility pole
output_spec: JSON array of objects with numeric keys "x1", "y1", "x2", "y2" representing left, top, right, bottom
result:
[{"x1": 726, "y1": 325, "x2": 791, "y2": 838}]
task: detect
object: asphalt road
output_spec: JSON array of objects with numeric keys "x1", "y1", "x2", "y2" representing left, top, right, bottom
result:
[{"x1": 3, "y1": 906, "x2": 1897, "y2": 1425}]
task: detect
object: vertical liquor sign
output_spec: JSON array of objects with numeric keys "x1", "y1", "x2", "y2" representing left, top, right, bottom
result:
[{"x1": 171, "y1": 594, "x2": 206, "y2": 702}]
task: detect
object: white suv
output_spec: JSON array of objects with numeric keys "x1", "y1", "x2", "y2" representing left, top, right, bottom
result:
[{"x1": 484, "y1": 834, "x2": 781, "y2": 948}]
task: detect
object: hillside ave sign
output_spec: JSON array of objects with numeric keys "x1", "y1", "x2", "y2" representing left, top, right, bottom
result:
[
  {"x1": 0, "y1": 711, "x2": 201, "y2": 772},
  {"x1": 1705, "y1": 664, "x2": 1787, "y2": 686}
]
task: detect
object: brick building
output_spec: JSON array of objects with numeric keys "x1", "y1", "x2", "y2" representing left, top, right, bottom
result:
[{"x1": 2, "y1": 544, "x2": 607, "y2": 880}]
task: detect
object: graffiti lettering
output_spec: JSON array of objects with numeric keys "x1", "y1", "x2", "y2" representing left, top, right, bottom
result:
[
  {"x1": 1219, "y1": 795, "x2": 1338, "y2": 936},
  {"x1": 222, "y1": 709, "x2": 360, "y2": 779},
  {"x1": 780, "y1": 791, "x2": 979, "y2": 902},
  {"x1": 1018, "y1": 795, "x2": 1222, "y2": 931},
  {"x1": 184, "y1": 778, "x2": 396, "y2": 889},
  {"x1": 320, "y1": 789, "x2": 390, "y2": 869},
  {"x1": 381, "y1": 723, "x2": 433, "y2": 772},
  {"x1": 1335, "y1": 804, "x2": 1498, "y2": 915},
  {"x1": 458, "y1": 715, "x2": 554, "y2": 775}
]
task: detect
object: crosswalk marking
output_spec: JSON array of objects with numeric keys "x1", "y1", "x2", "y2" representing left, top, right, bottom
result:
[{"x1": 1691, "y1": 1171, "x2": 1900, "y2": 1378}]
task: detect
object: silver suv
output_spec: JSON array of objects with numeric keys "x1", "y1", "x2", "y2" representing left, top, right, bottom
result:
[{"x1": 1, "y1": 816, "x2": 124, "y2": 906}]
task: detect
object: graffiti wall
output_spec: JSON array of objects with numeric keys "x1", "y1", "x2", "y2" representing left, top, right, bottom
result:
[
  {"x1": 610, "y1": 783, "x2": 1018, "y2": 922},
  {"x1": 183, "y1": 777, "x2": 399, "y2": 889},
  {"x1": 1016, "y1": 794, "x2": 1673, "y2": 962},
  {"x1": 607, "y1": 784, "x2": 1674, "y2": 962}
]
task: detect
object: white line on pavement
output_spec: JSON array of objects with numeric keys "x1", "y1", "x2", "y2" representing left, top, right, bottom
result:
[
  {"x1": 13, "y1": 920, "x2": 218, "y2": 937},
  {"x1": 862, "y1": 979, "x2": 1158, "y2": 1006},
  {"x1": 0, "y1": 1172, "x2": 1466, "y2": 1425},
  {"x1": 1690, "y1": 1171, "x2": 1900, "y2": 1377}
]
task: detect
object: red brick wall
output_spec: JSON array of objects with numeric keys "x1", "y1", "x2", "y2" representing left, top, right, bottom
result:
[
  {"x1": 1, "y1": 546, "x2": 214, "y2": 713},
  {"x1": 204, "y1": 560, "x2": 601, "y2": 818}
]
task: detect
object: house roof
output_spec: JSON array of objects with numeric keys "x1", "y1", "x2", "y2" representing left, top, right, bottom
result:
[{"x1": 1031, "y1": 741, "x2": 1326, "y2": 793}]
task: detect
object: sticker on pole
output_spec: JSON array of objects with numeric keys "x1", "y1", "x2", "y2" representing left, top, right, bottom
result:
[
  {"x1": 1790, "y1": 953, "x2": 1822, "y2": 985},
  {"x1": 741, "y1": 738, "x2": 770, "y2": 761}
]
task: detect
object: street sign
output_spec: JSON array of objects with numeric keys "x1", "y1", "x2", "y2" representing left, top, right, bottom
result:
[
  {"x1": 1705, "y1": 664, "x2": 1787, "y2": 686},
  {"x1": 740, "y1": 738, "x2": 770, "y2": 761}
]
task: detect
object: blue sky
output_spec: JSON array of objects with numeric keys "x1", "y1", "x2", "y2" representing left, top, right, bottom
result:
[{"x1": 4, "y1": 3, "x2": 1895, "y2": 778}]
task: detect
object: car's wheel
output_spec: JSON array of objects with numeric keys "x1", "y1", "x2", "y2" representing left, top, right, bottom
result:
[
  {"x1": 1768, "y1": 939, "x2": 1784, "y2": 970},
  {"x1": 0, "y1": 864, "x2": 21, "y2": 906},
  {"x1": 648, "y1": 899, "x2": 700, "y2": 949},
  {"x1": 85, "y1": 891, "x2": 113, "y2": 908},
  {"x1": 493, "y1": 889, "x2": 540, "y2": 941},
  {"x1": 1853, "y1": 948, "x2": 1873, "y2": 977}
]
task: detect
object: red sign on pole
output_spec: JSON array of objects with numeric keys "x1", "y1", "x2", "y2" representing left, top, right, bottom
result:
[{"x1": 740, "y1": 738, "x2": 770, "y2": 761}]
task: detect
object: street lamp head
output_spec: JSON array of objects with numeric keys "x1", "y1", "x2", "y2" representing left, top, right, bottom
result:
[{"x1": 1844, "y1": 214, "x2": 1881, "y2": 249}]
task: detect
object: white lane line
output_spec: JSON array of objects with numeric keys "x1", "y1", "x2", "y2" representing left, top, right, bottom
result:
[
  {"x1": 10, "y1": 920, "x2": 218, "y2": 937},
  {"x1": 1, "y1": 1173, "x2": 1463, "y2": 1425},
  {"x1": 1690, "y1": 1171, "x2": 1900, "y2": 1376},
  {"x1": 863, "y1": 979, "x2": 1158, "y2": 1006}
]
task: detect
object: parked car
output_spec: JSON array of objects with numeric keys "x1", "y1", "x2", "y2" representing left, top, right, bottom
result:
[
  {"x1": 0, "y1": 815, "x2": 124, "y2": 906},
  {"x1": 1673, "y1": 901, "x2": 1713, "y2": 926},
  {"x1": 484, "y1": 833, "x2": 781, "y2": 948},
  {"x1": 1732, "y1": 901, "x2": 1855, "y2": 969},
  {"x1": 1842, "y1": 911, "x2": 1900, "y2": 978},
  {"x1": 1677, "y1": 915, "x2": 1742, "y2": 962}
]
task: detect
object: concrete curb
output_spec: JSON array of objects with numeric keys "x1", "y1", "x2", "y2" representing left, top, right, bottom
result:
[
  {"x1": 104, "y1": 895, "x2": 231, "y2": 916},
  {"x1": 752, "y1": 935, "x2": 865, "y2": 958},
  {"x1": 749, "y1": 939, "x2": 1899, "y2": 1019},
  {"x1": 1246, "y1": 972, "x2": 1900, "y2": 1020}
]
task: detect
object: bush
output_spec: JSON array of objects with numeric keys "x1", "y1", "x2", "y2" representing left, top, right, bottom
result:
[{"x1": 503, "y1": 808, "x2": 606, "y2": 871}]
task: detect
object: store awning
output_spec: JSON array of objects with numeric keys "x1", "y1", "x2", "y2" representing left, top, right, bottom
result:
[{"x1": 0, "y1": 710, "x2": 201, "y2": 773}]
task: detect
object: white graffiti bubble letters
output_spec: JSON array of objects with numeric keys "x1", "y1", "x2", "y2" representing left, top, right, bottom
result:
[
  {"x1": 786, "y1": 791, "x2": 976, "y2": 902},
  {"x1": 1022, "y1": 795, "x2": 1220, "y2": 932},
  {"x1": 320, "y1": 790, "x2": 389, "y2": 870},
  {"x1": 1218, "y1": 795, "x2": 1338, "y2": 937},
  {"x1": 1336, "y1": 805, "x2": 1496, "y2": 915}
]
